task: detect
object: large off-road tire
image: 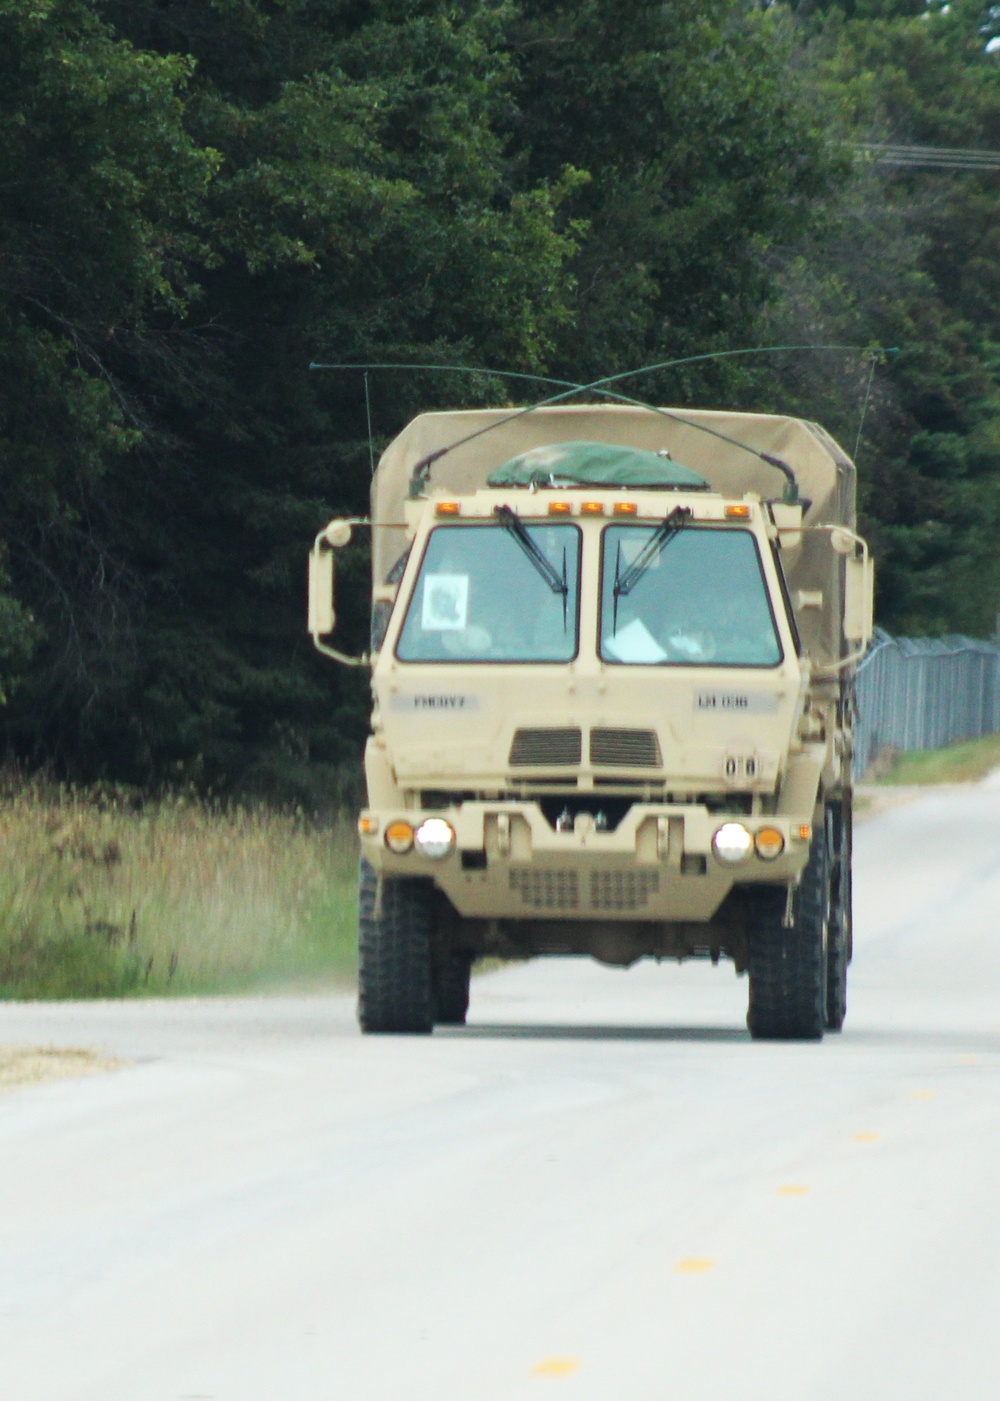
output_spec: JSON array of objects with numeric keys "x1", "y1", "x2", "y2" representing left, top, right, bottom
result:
[
  {"x1": 434, "y1": 951, "x2": 473, "y2": 1026},
  {"x1": 357, "y1": 858, "x2": 434, "y2": 1034},
  {"x1": 747, "y1": 825, "x2": 830, "y2": 1041},
  {"x1": 825, "y1": 798, "x2": 852, "y2": 1032}
]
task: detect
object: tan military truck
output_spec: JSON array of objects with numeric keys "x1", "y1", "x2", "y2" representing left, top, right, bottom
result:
[{"x1": 308, "y1": 403, "x2": 873, "y2": 1039}]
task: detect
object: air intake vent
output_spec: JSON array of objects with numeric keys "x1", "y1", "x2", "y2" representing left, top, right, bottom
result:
[
  {"x1": 509, "y1": 869, "x2": 579, "y2": 911},
  {"x1": 590, "y1": 870, "x2": 660, "y2": 911},
  {"x1": 509, "y1": 728, "x2": 582, "y2": 767},
  {"x1": 590, "y1": 728, "x2": 662, "y2": 768}
]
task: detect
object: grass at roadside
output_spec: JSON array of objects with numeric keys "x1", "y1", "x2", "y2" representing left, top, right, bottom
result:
[
  {"x1": 871, "y1": 732, "x2": 1000, "y2": 786},
  {"x1": 0, "y1": 781, "x2": 359, "y2": 998}
]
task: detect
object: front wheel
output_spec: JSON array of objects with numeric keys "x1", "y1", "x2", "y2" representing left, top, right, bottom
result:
[
  {"x1": 357, "y1": 859, "x2": 434, "y2": 1034},
  {"x1": 434, "y1": 951, "x2": 473, "y2": 1026},
  {"x1": 825, "y1": 797, "x2": 852, "y2": 1032},
  {"x1": 747, "y1": 824, "x2": 830, "y2": 1041}
]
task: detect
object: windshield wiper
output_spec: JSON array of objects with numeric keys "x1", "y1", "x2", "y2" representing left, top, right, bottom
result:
[
  {"x1": 613, "y1": 506, "x2": 692, "y2": 598},
  {"x1": 612, "y1": 506, "x2": 691, "y2": 632},
  {"x1": 493, "y1": 505, "x2": 569, "y2": 629}
]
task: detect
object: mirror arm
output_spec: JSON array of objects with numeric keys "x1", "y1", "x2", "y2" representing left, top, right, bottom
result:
[
  {"x1": 313, "y1": 637, "x2": 371, "y2": 667},
  {"x1": 813, "y1": 644, "x2": 869, "y2": 676}
]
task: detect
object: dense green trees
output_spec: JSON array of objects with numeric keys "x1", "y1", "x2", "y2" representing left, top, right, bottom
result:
[
  {"x1": 0, "y1": 0, "x2": 998, "y2": 795},
  {"x1": 0, "y1": 0, "x2": 580, "y2": 793},
  {"x1": 505, "y1": 1, "x2": 836, "y2": 383},
  {"x1": 774, "y1": 0, "x2": 1000, "y2": 633}
]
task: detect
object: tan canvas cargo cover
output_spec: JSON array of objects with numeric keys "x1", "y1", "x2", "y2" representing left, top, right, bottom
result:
[{"x1": 371, "y1": 404, "x2": 857, "y2": 668}]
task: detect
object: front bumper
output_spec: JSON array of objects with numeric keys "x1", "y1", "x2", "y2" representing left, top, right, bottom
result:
[{"x1": 359, "y1": 801, "x2": 811, "y2": 923}]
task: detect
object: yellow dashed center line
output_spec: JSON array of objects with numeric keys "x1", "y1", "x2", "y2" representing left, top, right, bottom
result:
[
  {"x1": 776, "y1": 1184, "x2": 810, "y2": 1196},
  {"x1": 852, "y1": 1131, "x2": 879, "y2": 1143},
  {"x1": 674, "y1": 1257, "x2": 715, "y2": 1274},
  {"x1": 531, "y1": 1358, "x2": 581, "y2": 1378},
  {"x1": 912, "y1": 1089, "x2": 937, "y2": 1100}
]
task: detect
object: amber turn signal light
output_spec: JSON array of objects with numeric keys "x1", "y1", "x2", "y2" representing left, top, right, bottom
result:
[
  {"x1": 385, "y1": 820, "x2": 415, "y2": 854},
  {"x1": 755, "y1": 827, "x2": 785, "y2": 860}
]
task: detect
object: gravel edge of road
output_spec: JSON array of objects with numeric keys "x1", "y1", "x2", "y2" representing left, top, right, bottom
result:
[{"x1": 0, "y1": 1046, "x2": 123, "y2": 1095}]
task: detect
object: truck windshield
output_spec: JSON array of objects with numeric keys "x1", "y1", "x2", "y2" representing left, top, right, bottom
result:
[
  {"x1": 600, "y1": 526, "x2": 782, "y2": 666},
  {"x1": 396, "y1": 523, "x2": 581, "y2": 663}
]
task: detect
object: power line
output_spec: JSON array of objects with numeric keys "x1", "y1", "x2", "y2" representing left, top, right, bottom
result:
[{"x1": 855, "y1": 142, "x2": 1000, "y2": 170}]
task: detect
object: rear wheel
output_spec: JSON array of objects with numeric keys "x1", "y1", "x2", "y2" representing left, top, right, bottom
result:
[
  {"x1": 357, "y1": 858, "x2": 434, "y2": 1034},
  {"x1": 434, "y1": 951, "x2": 473, "y2": 1026},
  {"x1": 747, "y1": 824, "x2": 830, "y2": 1041}
]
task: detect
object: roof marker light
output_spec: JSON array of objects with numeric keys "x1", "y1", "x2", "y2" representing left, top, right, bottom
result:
[
  {"x1": 613, "y1": 502, "x2": 638, "y2": 516},
  {"x1": 581, "y1": 502, "x2": 605, "y2": 515},
  {"x1": 548, "y1": 501, "x2": 572, "y2": 515},
  {"x1": 725, "y1": 504, "x2": 752, "y2": 520},
  {"x1": 435, "y1": 501, "x2": 461, "y2": 517}
]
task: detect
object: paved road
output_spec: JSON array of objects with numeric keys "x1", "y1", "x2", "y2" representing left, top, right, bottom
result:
[{"x1": 2, "y1": 787, "x2": 1000, "y2": 1400}]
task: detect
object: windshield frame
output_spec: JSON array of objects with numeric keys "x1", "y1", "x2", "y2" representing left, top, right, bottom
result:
[
  {"x1": 393, "y1": 520, "x2": 584, "y2": 665},
  {"x1": 597, "y1": 523, "x2": 785, "y2": 669}
]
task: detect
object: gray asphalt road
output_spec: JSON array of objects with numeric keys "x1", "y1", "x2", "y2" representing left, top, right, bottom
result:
[{"x1": 2, "y1": 787, "x2": 1000, "y2": 1401}]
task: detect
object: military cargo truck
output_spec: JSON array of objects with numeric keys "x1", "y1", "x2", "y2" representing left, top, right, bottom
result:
[{"x1": 308, "y1": 403, "x2": 873, "y2": 1039}]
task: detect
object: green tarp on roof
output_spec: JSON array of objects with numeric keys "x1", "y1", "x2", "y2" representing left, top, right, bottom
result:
[{"x1": 487, "y1": 440, "x2": 709, "y2": 490}]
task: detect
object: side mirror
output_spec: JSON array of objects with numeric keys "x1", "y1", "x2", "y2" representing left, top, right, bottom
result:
[
  {"x1": 307, "y1": 520, "x2": 353, "y2": 642},
  {"x1": 844, "y1": 550, "x2": 874, "y2": 645},
  {"x1": 308, "y1": 545, "x2": 335, "y2": 638}
]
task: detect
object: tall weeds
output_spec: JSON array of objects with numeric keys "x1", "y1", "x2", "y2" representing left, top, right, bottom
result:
[{"x1": 0, "y1": 782, "x2": 358, "y2": 997}]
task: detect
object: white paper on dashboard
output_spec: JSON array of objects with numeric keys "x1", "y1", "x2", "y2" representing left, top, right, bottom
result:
[
  {"x1": 605, "y1": 618, "x2": 667, "y2": 663},
  {"x1": 421, "y1": 574, "x2": 469, "y2": 630}
]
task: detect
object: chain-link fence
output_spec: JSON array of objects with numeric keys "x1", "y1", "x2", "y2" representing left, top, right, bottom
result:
[{"x1": 853, "y1": 628, "x2": 1000, "y2": 778}]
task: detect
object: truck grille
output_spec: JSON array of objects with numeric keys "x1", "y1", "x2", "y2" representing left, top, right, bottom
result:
[
  {"x1": 509, "y1": 728, "x2": 582, "y2": 767},
  {"x1": 590, "y1": 870, "x2": 660, "y2": 911},
  {"x1": 509, "y1": 868, "x2": 579, "y2": 910},
  {"x1": 589, "y1": 728, "x2": 662, "y2": 768}
]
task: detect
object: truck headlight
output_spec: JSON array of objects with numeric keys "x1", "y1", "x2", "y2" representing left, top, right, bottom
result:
[
  {"x1": 712, "y1": 822, "x2": 754, "y2": 865},
  {"x1": 414, "y1": 818, "x2": 456, "y2": 860}
]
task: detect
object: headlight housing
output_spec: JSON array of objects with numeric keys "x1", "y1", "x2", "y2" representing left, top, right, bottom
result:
[
  {"x1": 414, "y1": 818, "x2": 456, "y2": 860},
  {"x1": 712, "y1": 821, "x2": 754, "y2": 865}
]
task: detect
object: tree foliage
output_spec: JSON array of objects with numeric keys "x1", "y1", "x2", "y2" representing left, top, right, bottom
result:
[
  {"x1": 510, "y1": 1, "x2": 838, "y2": 387},
  {"x1": 0, "y1": 0, "x2": 579, "y2": 793},
  {"x1": 766, "y1": 0, "x2": 1000, "y2": 634},
  {"x1": 0, "y1": 0, "x2": 998, "y2": 794}
]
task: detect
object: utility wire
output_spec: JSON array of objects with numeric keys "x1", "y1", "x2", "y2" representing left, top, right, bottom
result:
[{"x1": 855, "y1": 142, "x2": 1000, "y2": 171}]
